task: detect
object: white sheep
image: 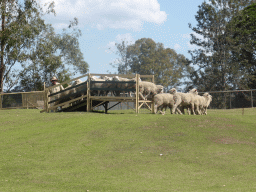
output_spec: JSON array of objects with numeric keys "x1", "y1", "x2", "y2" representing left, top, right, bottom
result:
[
  {"x1": 169, "y1": 88, "x2": 199, "y2": 115},
  {"x1": 156, "y1": 85, "x2": 164, "y2": 94},
  {"x1": 154, "y1": 93, "x2": 182, "y2": 115},
  {"x1": 139, "y1": 81, "x2": 159, "y2": 100},
  {"x1": 70, "y1": 79, "x2": 87, "y2": 101},
  {"x1": 111, "y1": 76, "x2": 137, "y2": 97},
  {"x1": 90, "y1": 76, "x2": 105, "y2": 96},
  {"x1": 201, "y1": 92, "x2": 212, "y2": 115}
]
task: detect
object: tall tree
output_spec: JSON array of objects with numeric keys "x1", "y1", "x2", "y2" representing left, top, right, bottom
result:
[
  {"x1": 17, "y1": 21, "x2": 89, "y2": 91},
  {"x1": 112, "y1": 38, "x2": 191, "y2": 89},
  {"x1": 0, "y1": 0, "x2": 55, "y2": 92},
  {"x1": 227, "y1": 3, "x2": 256, "y2": 89},
  {"x1": 188, "y1": 0, "x2": 255, "y2": 92}
]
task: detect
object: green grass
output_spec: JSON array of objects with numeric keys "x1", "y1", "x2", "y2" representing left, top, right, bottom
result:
[{"x1": 0, "y1": 108, "x2": 256, "y2": 191}]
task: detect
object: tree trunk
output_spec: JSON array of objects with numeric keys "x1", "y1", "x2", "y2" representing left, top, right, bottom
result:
[{"x1": 0, "y1": 0, "x2": 6, "y2": 93}]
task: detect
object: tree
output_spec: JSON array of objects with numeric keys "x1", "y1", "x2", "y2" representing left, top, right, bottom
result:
[
  {"x1": 111, "y1": 38, "x2": 191, "y2": 89},
  {"x1": 17, "y1": 21, "x2": 89, "y2": 91},
  {"x1": 0, "y1": 0, "x2": 89, "y2": 92},
  {"x1": 188, "y1": 0, "x2": 255, "y2": 92},
  {"x1": 227, "y1": 3, "x2": 256, "y2": 89},
  {"x1": 0, "y1": 0, "x2": 56, "y2": 92}
]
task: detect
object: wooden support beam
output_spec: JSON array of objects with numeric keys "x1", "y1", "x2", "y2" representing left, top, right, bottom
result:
[
  {"x1": 92, "y1": 101, "x2": 107, "y2": 110},
  {"x1": 87, "y1": 74, "x2": 91, "y2": 112}
]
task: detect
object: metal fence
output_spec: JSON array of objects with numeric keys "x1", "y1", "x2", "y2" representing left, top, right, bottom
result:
[
  {"x1": 0, "y1": 91, "x2": 45, "y2": 109},
  {"x1": 199, "y1": 89, "x2": 256, "y2": 109}
]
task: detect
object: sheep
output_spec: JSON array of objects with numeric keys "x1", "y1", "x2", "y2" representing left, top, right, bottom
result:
[
  {"x1": 189, "y1": 92, "x2": 212, "y2": 115},
  {"x1": 154, "y1": 93, "x2": 182, "y2": 115},
  {"x1": 70, "y1": 79, "x2": 87, "y2": 101},
  {"x1": 156, "y1": 85, "x2": 164, "y2": 94},
  {"x1": 112, "y1": 76, "x2": 137, "y2": 97},
  {"x1": 101, "y1": 76, "x2": 114, "y2": 96},
  {"x1": 90, "y1": 76, "x2": 105, "y2": 96},
  {"x1": 169, "y1": 88, "x2": 199, "y2": 115},
  {"x1": 201, "y1": 93, "x2": 212, "y2": 115},
  {"x1": 139, "y1": 81, "x2": 159, "y2": 100}
]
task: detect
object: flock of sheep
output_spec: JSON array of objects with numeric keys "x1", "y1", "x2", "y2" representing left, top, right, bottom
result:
[
  {"x1": 51, "y1": 75, "x2": 212, "y2": 115},
  {"x1": 154, "y1": 88, "x2": 212, "y2": 115}
]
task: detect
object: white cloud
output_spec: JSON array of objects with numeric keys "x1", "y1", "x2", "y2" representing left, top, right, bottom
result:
[
  {"x1": 40, "y1": 0, "x2": 167, "y2": 31},
  {"x1": 105, "y1": 33, "x2": 135, "y2": 54},
  {"x1": 174, "y1": 43, "x2": 182, "y2": 50}
]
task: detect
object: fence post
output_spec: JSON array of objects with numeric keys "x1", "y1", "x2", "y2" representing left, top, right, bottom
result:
[
  {"x1": 230, "y1": 92, "x2": 232, "y2": 109},
  {"x1": 87, "y1": 73, "x2": 91, "y2": 112},
  {"x1": 151, "y1": 75, "x2": 155, "y2": 114},
  {"x1": 0, "y1": 93, "x2": 2, "y2": 109},
  {"x1": 135, "y1": 74, "x2": 139, "y2": 114},
  {"x1": 251, "y1": 90, "x2": 253, "y2": 108}
]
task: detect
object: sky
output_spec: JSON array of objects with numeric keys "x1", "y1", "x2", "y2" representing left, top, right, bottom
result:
[{"x1": 36, "y1": 0, "x2": 205, "y2": 76}]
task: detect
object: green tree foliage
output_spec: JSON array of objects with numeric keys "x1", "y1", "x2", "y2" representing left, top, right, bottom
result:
[
  {"x1": 0, "y1": 0, "x2": 55, "y2": 92},
  {"x1": 0, "y1": 0, "x2": 88, "y2": 92},
  {"x1": 18, "y1": 21, "x2": 89, "y2": 91},
  {"x1": 188, "y1": 0, "x2": 255, "y2": 92},
  {"x1": 111, "y1": 38, "x2": 191, "y2": 89},
  {"x1": 227, "y1": 3, "x2": 256, "y2": 89}
]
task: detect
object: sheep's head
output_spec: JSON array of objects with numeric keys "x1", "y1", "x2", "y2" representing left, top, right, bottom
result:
[
  {"x1": 169, "y1": 88, "x2": 176, "y2": 94},
  {"x1": 113, "y1": 76, "x2": 120, "y2": 81},
  {"x1": 203, "y1": 92, "x2": 209, "y2": 97},
  {"x1": 189, "y1": 88, "x2": 198, "y2": 95},
  {"x1": 209, "y1": 95, "x2": 212, "y2": 101},
  {"x1": 156, "y1": 85, "x2": 164, "y2": 93}
]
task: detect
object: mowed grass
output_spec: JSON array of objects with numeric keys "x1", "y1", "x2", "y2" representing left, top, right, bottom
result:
[{"x1": 0, "y1": 108, "x2": 256, "y2": 191}]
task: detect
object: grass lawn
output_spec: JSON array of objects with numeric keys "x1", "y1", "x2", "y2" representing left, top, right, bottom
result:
[{"x1": 0, "y1": 108, "x2": 256, "y2": 191}]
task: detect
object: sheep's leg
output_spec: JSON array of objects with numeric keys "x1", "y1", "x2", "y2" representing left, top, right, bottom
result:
[
  {"x1": 196, "y1": 105, "x2": 201, "y2": 115},
  {"x1": 190, "y1": 104, "x2": 196, "y2": 115},
  {"x1": 154, "y1": 104, "x2": 158, "y2": 114},
  {"x1": 176, "y1": 107, "x2": 182, "y2": 115}
]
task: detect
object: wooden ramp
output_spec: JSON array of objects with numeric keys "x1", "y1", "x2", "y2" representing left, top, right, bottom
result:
[{"x1": 41, "y1": 73, "x2": 155, "y2": 114}]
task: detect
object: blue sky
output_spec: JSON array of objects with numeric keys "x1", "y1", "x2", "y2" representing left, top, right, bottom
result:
[{"x1": 38, "y1": 0, "x2": 205, "y2": 76}]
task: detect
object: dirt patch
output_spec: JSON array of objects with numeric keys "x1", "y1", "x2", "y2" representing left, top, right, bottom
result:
[{"x1": 210, "y1": 137, "x2": 255, "y2": 145}]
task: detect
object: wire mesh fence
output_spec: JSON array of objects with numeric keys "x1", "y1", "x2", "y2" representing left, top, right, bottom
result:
[
  {"x1": 1, "y1": 89, "x2": 255, "y2": 111},
  {"x1": 0, "y1": 92, "x2": 45, "y2": 109},
  {"x1": 199, "y1": 89, "x2": 256, "y2": 109}
]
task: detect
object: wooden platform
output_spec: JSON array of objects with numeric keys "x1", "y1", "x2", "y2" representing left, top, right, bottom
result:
[{"x1": 40, "y1": 73, "x2": 155, "y2": 114}]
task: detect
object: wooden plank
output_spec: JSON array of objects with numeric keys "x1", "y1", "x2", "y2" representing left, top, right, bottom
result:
[
  {"x1": 49, "y1": 94, "x2": 88, "y2": 110},
  {"x1": 136, "y1": 74, "x2": 139, "y2": 113},
  {"x1": 49, "y1": 89, "x2": 87, "y2": 104},
  {"x1": 89, "y1": 73, "x2": 136, "y2": 78},
  {"x1": 48, "y1": 81, "x2": 87, "y2": 97},
  {"x1": 90, "y1": 81, "x2": 136, "y2": 84},
  {"x1": 0, "y1": 91, "x2": 44, "y2": 95},
  {"x1": 138, "y1": 100, "x2": 153, "y2": 103},
  {"x1": 87, "y1": 74, "x2": 91, "y2": 112},
  {"x1": 90, "y1": 87, "x2": 136, "y2": 91},
  {"x1": 90, "y1": 96, "x2": 136, "y2": 100},
  {"x1": 92, "y1": 101, "x2": 106, "y2": 110},
  {"x1": 107, "y1": 102, "x2": 120, "y2": 111}
]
